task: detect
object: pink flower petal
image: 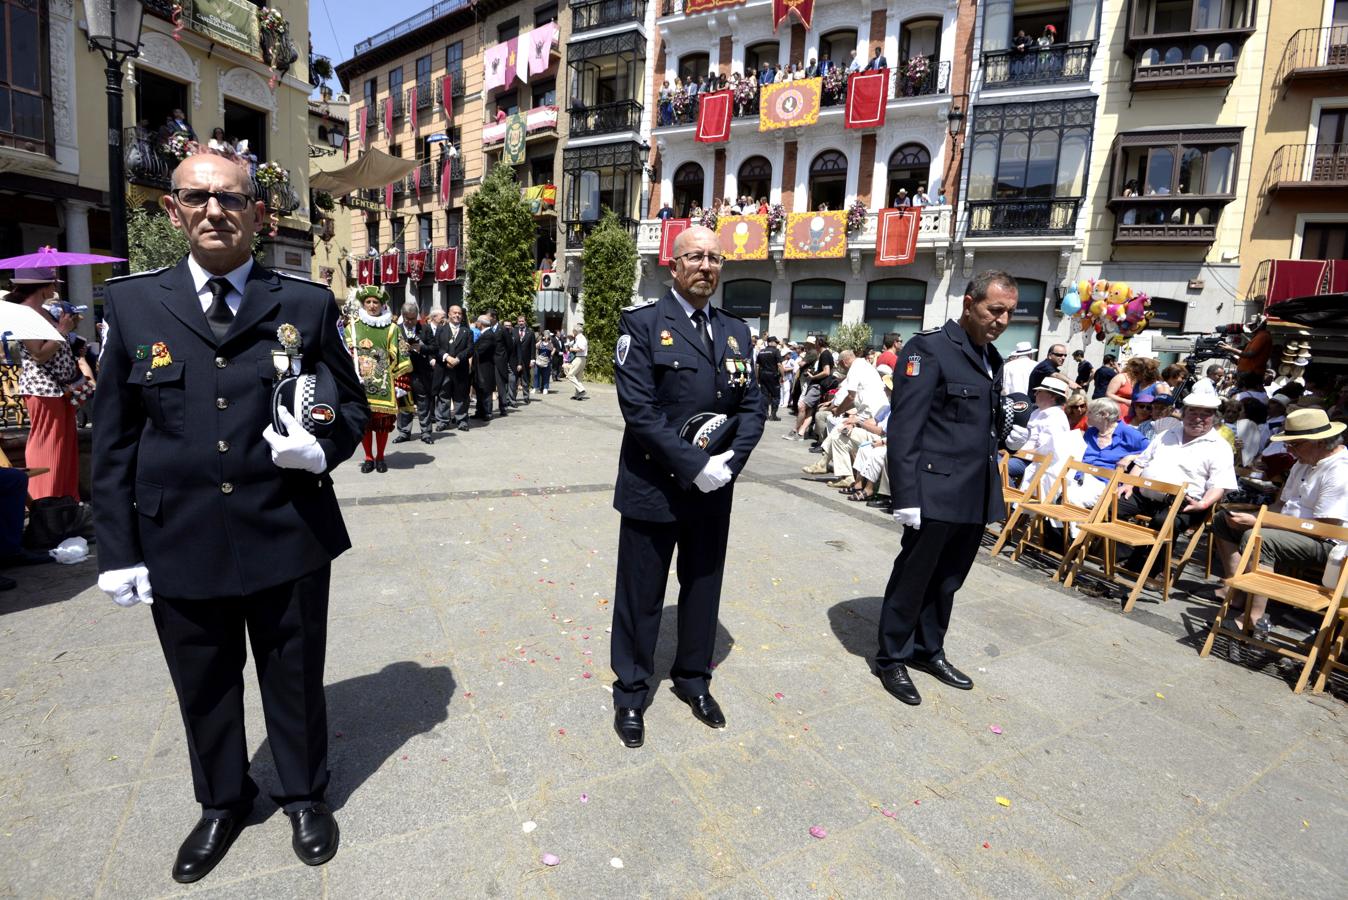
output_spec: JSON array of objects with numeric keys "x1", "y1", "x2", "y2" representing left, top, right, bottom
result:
[
  {"x1": 808, "y1": 825, "x2": 827, "y2": 839},
  {"x1": 541, "y1": 853, "x2": 560, "y2": 866},
  {"x1": 773, "y1": 692, "x2": 784, "y2": 700},
  {"x1": 881, "y1": 808, "x2": 896, "y2": 818},
  {"x1": 579, "y1": 793, "x2": 589, "y2": 803},
  {"x1": 989, "y1": 725, "x2": 1003, "y2": 735},
  {"x1": 582, "y1": 672, "x2": 593, "y2": 679}
]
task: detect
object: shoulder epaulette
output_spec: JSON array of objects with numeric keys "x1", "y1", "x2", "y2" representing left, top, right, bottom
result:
[
  {"x1": 277, "y1": 271, "x2": 324, "y2": 286},
  {"x1": 622, "y1": 298, "x2": 657, "y2": 312},
  {"x1": 915, "y1": 326, "x2": 941, "y2": 335},
  {"x1": 105, "y1": 265, "x2": 170, "y2": 283}
]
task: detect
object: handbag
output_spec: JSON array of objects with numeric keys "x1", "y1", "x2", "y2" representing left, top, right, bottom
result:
[{"x1": 23, "y1": 496, "x2": 93, "y2": 550}]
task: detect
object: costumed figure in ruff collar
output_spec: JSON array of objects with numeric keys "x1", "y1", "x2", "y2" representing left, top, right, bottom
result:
[{"x1": 345, "y1": 285, "x2": 413, "y2": 472}]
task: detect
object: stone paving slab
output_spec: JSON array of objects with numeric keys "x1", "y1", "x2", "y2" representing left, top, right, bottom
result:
[{"x1": 1, "y1": 386, "x2": 1345, "y2": 898}]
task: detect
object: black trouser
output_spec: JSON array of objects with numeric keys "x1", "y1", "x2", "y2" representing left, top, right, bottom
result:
[
  {"x1": 876, "y1": 521, "x2": 982, "y2": 669},
  {"x1": 1113, "y1": 493, "x2": 1204, "y2": 572},
  {"x1": 758, "y1": 377, "x2": 780, "y2": 416},
  {"x1": 474, "y1": 375, "x2": 495, "y2": 418},
  {"x1": 151, "y1": 566, "x2": 331, "y2": 815},
  {"x1": 396, "y1": 373, "x2": 434, "y2": 436},
  {"x1": 439, "y1": 366, "x2": 470, "y2": 424},
  {"x1": 495, "y1": 364, "x2": 511, "y2": 410},
  {"x1": 610, "y1": 513, "x2": 731, "y2": 709}
]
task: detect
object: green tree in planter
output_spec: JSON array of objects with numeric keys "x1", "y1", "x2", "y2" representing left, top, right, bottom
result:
[
  {"x1": 580, "y1": 210, "x2": 638, "y2": 382},
  {"x1": 127, "y1": 205, "x2": 265, "y2": 273},
  {"x1": 465, "y1": 163, "x2": 536, "y2": 323},
  {"x1": 832, "y1": 321, "x2": 874, "y2": 355}
]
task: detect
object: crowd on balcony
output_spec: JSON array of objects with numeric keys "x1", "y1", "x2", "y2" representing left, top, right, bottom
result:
[{"x1": 658, "y1": 47, "x2": 909, "y2": 126}]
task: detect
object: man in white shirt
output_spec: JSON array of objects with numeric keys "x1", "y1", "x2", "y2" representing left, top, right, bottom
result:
[
  {"x1": 803, "y1": 350, "x2": 885, "y2": 482},
  {"x1": 565, "y1": 325, "x2": 588, "y2": 399},
  {"x1": 1001, "y1": 341, "x2": 1037, "y2": 397},
  {"x1": 1115, "y1": 390, "x2": 1238, "y2": 571},
  {"x1": 1210, "y1": 408, "x2": 1348, "y2": 635}
]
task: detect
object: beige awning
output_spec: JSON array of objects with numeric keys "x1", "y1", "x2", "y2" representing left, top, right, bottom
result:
[{"x1": 309, "y1": 149, "x2": 418, "y2": 195}]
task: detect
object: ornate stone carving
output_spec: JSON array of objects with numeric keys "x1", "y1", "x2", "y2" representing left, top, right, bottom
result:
[
  {"x1": 136, "y1": 32, "x2": 202, "y2": 108},
  {"x1": 219, "y1": 67, "x2": 279, "y2": 135},
  {"x1": 48, "y1": 0, "x2": 75, "y2": 147}
]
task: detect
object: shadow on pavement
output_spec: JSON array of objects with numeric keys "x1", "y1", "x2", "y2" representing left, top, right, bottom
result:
[
  {"x1": 381, "y1": 452, "x2": 435, "y2": 471},
  {"x1": 0, "y1": 559, "x2": 97, "y2": 615},
  {"x1": 249, "y1": 661, "x2": 455, "y2": 813},
  {"x1": 826, "y1": 596, "x2": 883, "y2": 668},
  {"x1": 647, "y1": 604, "x2": 734, "y2": 707}
]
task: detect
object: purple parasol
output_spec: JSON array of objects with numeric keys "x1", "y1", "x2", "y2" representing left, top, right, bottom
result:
[{"x1": 0, "y1": 245, "x2": 125, "y2": 269}]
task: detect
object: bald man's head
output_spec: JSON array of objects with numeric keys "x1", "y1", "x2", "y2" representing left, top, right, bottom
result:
[
  {"x1": 668, "y1": 225, "x2": 722, "y2": 305},
  {"x1": 164, "y1": 152, "x2": 265, "y2": 274}
]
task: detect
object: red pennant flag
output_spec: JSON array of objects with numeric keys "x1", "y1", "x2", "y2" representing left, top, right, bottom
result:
[
  {"x1": 357, "y1": 258, "x2": 375, "y2": 285},
  {"x1": 434, "y1": 247, "x2": 457, "y2": 281},
  {"x1": 845, "y1": 68, "x2": 889, "y2": 130},
  {"x1": 384, "y1": 182, "x2": 394, "y2": 209},
  {"x1": 406, "y1": 250, "x2": 427, "y2": 283},
  {"x1": 440, "y1": 156, "x2": 452, "y2": 206},
  {"x1": 409, "y1": 83, "x2": 418, "y2": 134},
  {"x1": 442, "y1": 74, "x2": 454, "y2": 122},
  {"x1": 381, "y1": 252, "x2": 400, "y2": 284},
  {"x1": 695, "y1": 90, "x2": 733, "y2": 143},
  {"x1": 659, "y1": 218, "x2": 691, "y2": 266},
  {"x1": 773, "y1": 0, "x2": 814, "y2": 32},
  {"x1": 876, "y1": 208, "x2": 921, "y2": 267},
  {"x1": 384, "y1": 97, "x2": 393, "y2": 137},
  {"x1": 413, "y1": 163, "x2": 422, "y2": 199},
  {"x1": 358, "y1": 107, "x2": 368, "y2": 148}
]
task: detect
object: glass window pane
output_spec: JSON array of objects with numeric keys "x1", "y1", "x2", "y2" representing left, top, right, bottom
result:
[
  {"x1": 1069, "y1": 0, "x2": 1100, "y2": 42},
  {"x1": 1154, "y1": 0, "x2": 1193, "y2": 33},
  {"x1": 1026, "y1": 131, "x2": 1058, "y2": 197},
  {"x1": 1203, "y1": 146, "x2": 1233, "y2": 193},
  {"x1": 722, "y1": 280, "x2": 772, "y2": 316},
  {"x1": 1056, "y1": 130, "x2": 1089, "y2": 197},
  {"x1": 0, "y1": 88, "x2": 9, "y2": 133},
  {"x1": 1179, "y1": 147, "x2": 1205, "y2": 194},
  {"x1": 1195, "y1": 0, "x2": 1221, "y2": 29},
  {"x1": 997, "y1": 133, "x2": 1029, "y2": 198},
  {"x1": 1145, "y1": 148, "x2": 1175, "y2": 194},
  {"x1": 983, "y1": 0, "x2": 1012, "y2": 51},
  {"x1": 865, "y1": 279, "x2": 925, "y2": 324},
  {"x1": 968, "y1": 135, "x2": 998, "y2": 200},
  {"x1": 10, "y1": 7, "x2": 39, "y2": 91},
  {"x1": 12, "y1": 92, "x2": 42, "y2": 140}
]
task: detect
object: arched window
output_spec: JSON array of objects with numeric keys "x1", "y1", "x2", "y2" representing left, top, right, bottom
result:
[
  {"x1": 678, "y1": 53, "x2": 709, "y2": 83},
  {"x1": 808, "y1": 150, "x2": 848, "y2": 211},
  {"x1": 817, "y1": 30, "x2": 858, "y2": 70},
  {"x1": 887, "y1": 143, "x2": 931, "y2": 205},
  {"x1": 745, "y1": 42, "x2": 779, "y2": 75},
  {"x1": 317, "y1": 124, "x2": 329, "y2": 141},
  {"x1": 672, "y1": 162, "x2": 705, "y2": 217},
  {"x1": 866, "y1": 279, "x2": 926, "y2": 341},
  {"x1": 789, "y1": 278, "x2": 845, "y2": 343},
  {"x1": 737, "y1": 156, "x2": 772, "y2": 205},
  {"x1": 721, "y1": 279, "x2": 773, "y2": 337}
]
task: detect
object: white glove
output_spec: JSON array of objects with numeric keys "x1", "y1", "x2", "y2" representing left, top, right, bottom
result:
[
  {"x1": 262, "y1": 407, "x2": 328, "y2": 474},
  {"x1": 693, "y1": 450, "x2": 735, "y2": 493},
  {"x1": 98, "y1": 564, "x2": 154, "y2": 607},
  {"x1": 1005, "y1": 424, "x2": 1030, "y2": 451},
  {"x1": 893, "y1": 507, "x2": 922, "y2": 530}
]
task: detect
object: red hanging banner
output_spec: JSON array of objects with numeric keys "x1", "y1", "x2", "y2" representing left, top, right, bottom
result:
[
  {"x1": 440, "y1": 156, "x2": 452, "y2": 206},
  {"x1": 384, "y1": 96, "x2": 393, "y2": 136},
  {"x1": 844, "y1": 68, "x2": 889, "y2": 130},
  {"x1": 434, "y1": 247, "x2": 458, "y2": 282},
  {"x1": 442, "y1": 74, "x2": 454, "y2": 122},
  {"x1": 381, "y1": 252, "x2": 400, "y2": 284},
  {"x1": 358, "y1": 107, "x2": 368, "y2": 148},
  {"x1": 384, "y1": 182, "x2": 394, "y2": 209},
  {"x1": 659, "y1": 218, "x2": 691, "y2": 266},
  {"x1": 695, "y1": 90, "x2": 733, "y2": 143},
  {"x1": 772, "y1": 0, "x2": 814, "y2": 32},
  {"x1": 875, "y1": 208, "x2": 921, "y2": 267},
  {"x1": 408, "y1": 83, "x2": 418, "y2": 134},
  {"x1": 412, "y1": 163, "x2": 422, "y2": 199},
  {"x1": 357, "y1": 258, "x2": 375, "y2": 285},
  {"x1": 406, "y1": 250, "x2": 428, "y2": 283}
]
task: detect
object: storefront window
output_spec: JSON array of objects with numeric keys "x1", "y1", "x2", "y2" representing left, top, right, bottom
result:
[{"x1": 789, "y1": 279, "x2": 845, "y2": 342}]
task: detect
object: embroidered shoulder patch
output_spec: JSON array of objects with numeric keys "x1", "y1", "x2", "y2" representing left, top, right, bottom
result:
[
  {"x1": 615, "y1": 334, "x2": 631, "y2": 366},
  {"x1": 905, "y1": 355, "x2": 921, "y2": 377}
]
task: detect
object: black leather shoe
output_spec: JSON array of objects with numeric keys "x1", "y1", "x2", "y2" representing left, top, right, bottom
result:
[
  {"x1": 420, "y1": 434, "x2": 433, "y2": 444},
  {"x1": 436, "y1": 423, "x2": 452, "y2": 432},
  {"x1": 458, "y1": 422, "x2": 470, "y2": 432},
  {"x1": 614, "y1": 707, "x2": 644, "y2": 748},
  {"x1": 375, "y1": 459, "x2": 388, "y2": 473},
  {"x1": 671, "y1": 687, "x2": 726, "y2": 728},
  {"x1": 910, "y1": 657, "x2": 974, "y2": 690},
  {"x1": 878, "y1": 666, "x2": 922, "y2": 705},
  {"x1": 359, "y1": 460, "x2": 375, "y2": 474},
  {"x1": 391, "y1": 433, "x2": 410, "y2": 444},
  {"x1": 172, "y1": 810, "x2": 247, "y2": 883},
  {"x1": 287, "y1": 803, "x2": 339, "y2": 866}
]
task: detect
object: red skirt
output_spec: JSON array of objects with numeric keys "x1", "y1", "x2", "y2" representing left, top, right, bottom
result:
[
  {"x1": 366, "y1": 412, "x2": 397, "y2": 434},
  {"x1": 24, "y1": 395, "x2": 81, "y2": 501}
]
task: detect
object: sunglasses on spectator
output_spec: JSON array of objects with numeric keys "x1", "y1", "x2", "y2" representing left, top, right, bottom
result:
[{"x1": 171, "y1": 189, "x2": 254, "y2": 211}]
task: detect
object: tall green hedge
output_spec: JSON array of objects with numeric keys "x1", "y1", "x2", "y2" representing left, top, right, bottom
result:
[
  {"x1": 465, "y1": 163, "x2": 537, "y2": 324},
  {"x1": 579, "y1": 210, "x2": 638, "y2": 381}
]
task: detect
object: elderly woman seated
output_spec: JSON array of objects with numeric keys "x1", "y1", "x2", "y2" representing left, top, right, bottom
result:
[
  {"x1": 1007, "y1": 376, "x2": 1071, "y2": 484},
  {"x1": 1063, "y1": 398, "x2": 1149, "y2": 507}
]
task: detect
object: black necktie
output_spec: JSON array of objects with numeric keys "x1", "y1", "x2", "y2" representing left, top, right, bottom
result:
[
  {"x1": 205, "y1": 277, "x2": 234, "y2": 341},
  {"x1": 692, "y1": 308, "x2": 714, "y2": 360}
]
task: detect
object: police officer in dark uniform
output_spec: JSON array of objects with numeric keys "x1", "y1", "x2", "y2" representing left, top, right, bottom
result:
[
  {"x1": 755, "y1": 335, "x2": 784, "y2": 420},
  {"x1": 877, "y1": 270, "x2": 1025, "y2": 706},
  {"x1": 609, "y1": 225, "x2": 766, "y2": 748},
  {"x1": 92, "y1": 154, "x2": 368, "y2": 882}
]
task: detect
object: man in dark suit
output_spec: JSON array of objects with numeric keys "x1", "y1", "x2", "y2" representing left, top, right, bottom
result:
[
  {"x1": 510, "y1": 314, "x2": 536, "y2": 405},
  {"x1": 877, "y1": 271, "x2": 1024, "y2": 706},
  {"x1": 608, "y1": 225, "x2": 766, "y2": 749},
  {"x1": 490, "y1": 310, "x2": 513, "y2": 413},
  {"x1": 867, "y1": 47, "x2": 889, "y2": 70},
  {"x1": 92, "y1": 153, "x2": 368, "y2": 882},
  {"x1": 472, "y1": 313, "x2": 499, "y2": 420},
  {"x1": 394, "y1": 301, "x2": 435, "y2": 444},
  {"x1": 439, "y1": 304, "x2": 473, "y2": 430}
]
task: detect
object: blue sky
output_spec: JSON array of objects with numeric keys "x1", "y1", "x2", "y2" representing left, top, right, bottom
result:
[{"x1": 309, "y1": 0, "x2": 435, "y2": 76}]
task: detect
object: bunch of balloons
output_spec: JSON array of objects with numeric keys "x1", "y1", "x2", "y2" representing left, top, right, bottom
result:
[{"x1": 1058, "y1": 278, "x2": 1153, "y2": 346}]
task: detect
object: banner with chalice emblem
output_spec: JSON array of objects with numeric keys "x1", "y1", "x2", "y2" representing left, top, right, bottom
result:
[
  {"x1": 715, "y1": 215, "x2": 770, "y2": 261},
  {"x1": 782, "y1": 211, "x2": 847, "y2": 259}
]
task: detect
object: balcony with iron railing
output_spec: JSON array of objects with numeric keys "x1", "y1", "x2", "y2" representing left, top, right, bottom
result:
[
  {"x1": 383, "y1": 95, "x2": 405, "y2": 122},
  {"x1": 144, "y1": 0, "x2": 297, "y2": 75},
  {"x1": 482, "y1": 106, "x2": 560, "y2": 145},
  {"x1": 123, "y1": 127, "x2": 299, "y2": 215},
  {"x1": 406, "y1": 81, "x2": 438, "y2": 113},
  {"x1": 634, "y1": 207, "x2": 952, "y2": 256},
  {"x1": 1263, "y1": 143, "x2": 1348, "y2": 194},
  {"x1": 965, "y1": 198, "x2": 1082, "y2": 237},
  {"x1": 981, "y1": 41, "x2": 1095, "y2": 89},
  {"x1": 572, "y1": 0, "x2": 647, "y2": 34},
  {"x1": 568, "y1": 99, "x2": 643, "y2": 138},
  {"x1": 1108, "y1": 199, "x2": 1223, "y2": 245},
  {"x1": 1128, "y1": 34, "x2": 1249, "y2": 89},
  {"x1": 564, "y1": 216, "x2": 639, "y2": 245},
  {"x1": 1278, "y1": 25, "x2": 1348, "y2": 84},
  {"x1": 353, "y1": 0, "x2": 474, "y2": 57},
  {"x1": 1244, "y1": 257, "x2": 1347, "y2": 311}
]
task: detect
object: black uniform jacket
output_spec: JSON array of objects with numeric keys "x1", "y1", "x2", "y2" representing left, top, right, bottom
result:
[
  {"x1": 886, "y1": 319, "x2": 1005, "y2": 525},
  {"x1": 512, "y1": 326, "x2": 537, "y2": 367},
  {"x1": 613, "y1": 291, "x2": 766, "y2": 523},
  {"x1": 440, "y1": 322, "x2": 473, "y2": 368},
  {"x1": 406, "y1": 321, "x2": 436, "y2": 383},
  {"x1": 92, "y1": 259, "x2": 369, "y2": 599},
  {"x1": 473, "y1": 326, "x2": 498, "y2": 390}
]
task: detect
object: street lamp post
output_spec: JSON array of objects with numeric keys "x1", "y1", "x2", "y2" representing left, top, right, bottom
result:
[{"x1": 82, "y1": 0, "x2": 146, "y2": 278}]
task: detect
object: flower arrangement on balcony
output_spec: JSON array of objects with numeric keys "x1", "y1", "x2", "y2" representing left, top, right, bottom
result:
[
  {"x1": 845, "y1": 200, "x2": 869, "y2": 233},
  {"x1": 255, "y1": 161, "x2": 289, "y2": 188},
  {"x1": 822, "y1": 67, "x2": 845, "y2": 100},
  {"x1": 161, "y1": 132, "x2": 199, "y2": 161},
  {"x1": 695, "y1": 208, "x2": 718, "y2": 231},
  {"x1": 734, "y1": 78, "x2": 757, "y2": 108},
  {"x1": 766, "y1": 203, "x2": 786, "y2": 234},
  {"x1": 258, "y1": 7, "x2": 287, "y2": 36},
  {"x1": 170, "y1": 2, "x2": 186, "y2": 42},
  {"x1": 903, "y1": 55, "x2": 930, "y2": 95},
  {"x1": 258, "y1": 7, "x2": 298, "y2": 87},
  {"x1": 311, "y1": 190, "x2": 335, "y2": 212},
  {"x1": 671, "y1": 91, "x2": 692, "y2": 124}
]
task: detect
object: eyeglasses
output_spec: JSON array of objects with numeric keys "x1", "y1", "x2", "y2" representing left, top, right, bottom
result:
[
  {"x1": 677, "y1": 251, "x2": 724, "y2": 268},
  {"x1": 1049, "y1": 352, "x2": 1067, "y2": 358},
  {"x1": 171, "y1": 189, "x2": 255, "y2": 211},
  {"x1": 1066, "y1": 403, "x2": 1087, "y2": 410}
]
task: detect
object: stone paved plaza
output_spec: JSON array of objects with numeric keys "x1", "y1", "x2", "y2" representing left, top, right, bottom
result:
[{"x1": 2, "y1": 386, "x2": 1346, "y2": 898}]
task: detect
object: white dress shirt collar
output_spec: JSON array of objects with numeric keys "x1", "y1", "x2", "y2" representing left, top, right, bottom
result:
[
  {"x1": 671, "y1": 289, "x2": 714, "y2": 339},
  {"x1": 187, "y1": 255, "x2": 253, "y2": 314}
]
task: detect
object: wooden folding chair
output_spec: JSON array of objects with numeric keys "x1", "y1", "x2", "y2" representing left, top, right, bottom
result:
[
  {"x1": 1009, "y1": 460, "x2": 1118, "y2": 568},
  {"x1": 988, "y1": 448, "x2": 1052, "y2": 555},
  {"x1": 1, "y1": 365, "x2": 27, "y2": 427},
  {"x1": 1170, "y1": 505, "x2": 1216, "y2": 585},
  {"x1": 1313, "y1": 602, "x2": 1348, "y2": 694},
  {"x1": 1199, "y1": 509, "x2": 1348, "y2": 694},
  {"x1": 1060, "y1": 471, "x2": 1186, "y2": 612}
]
